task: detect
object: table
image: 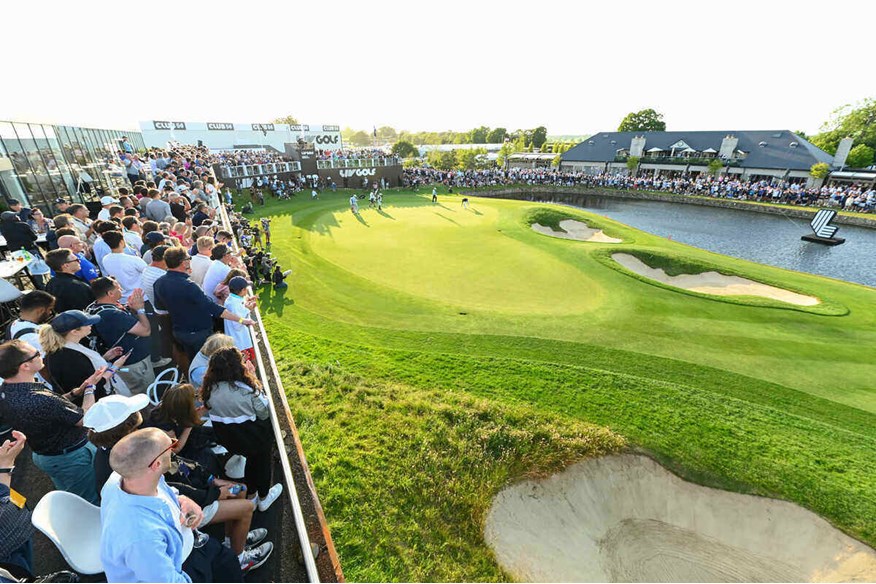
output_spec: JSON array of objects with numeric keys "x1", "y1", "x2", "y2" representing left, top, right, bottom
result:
[{"x1": 0, "y1": 257, "x2": 40, "y2": 290}]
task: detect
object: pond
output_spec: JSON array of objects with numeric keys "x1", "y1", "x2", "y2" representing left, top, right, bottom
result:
[{"x1": 566, "y1": 196, "x2": 876, "y2": 288}]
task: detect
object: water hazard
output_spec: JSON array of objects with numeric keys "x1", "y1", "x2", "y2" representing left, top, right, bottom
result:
[{"x1": 565, "y1": 196, "x2": 876, "y2": 288}]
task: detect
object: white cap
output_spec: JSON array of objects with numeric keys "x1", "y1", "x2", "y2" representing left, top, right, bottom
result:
[
  {"x1": 100, "y1": 196, "x2": 119, "y2": 206},
  {"x1": 82, "y1": 394, "x2": 149, "y2": 432}
]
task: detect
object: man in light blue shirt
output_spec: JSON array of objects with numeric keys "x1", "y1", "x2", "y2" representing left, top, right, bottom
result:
[{"x1": 100, "y1": 428, "x2": 194, "y2": 583}]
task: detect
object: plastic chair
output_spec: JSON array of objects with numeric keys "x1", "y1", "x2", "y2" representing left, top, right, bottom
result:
[
  {"x1": 0, "y1": 278, "x2": 23, "y2": 303},
  {"x1": 147, "y1": 366, "x2": 179, "y2": 405},
  {"x1": 31, "y1": 491, "x2": 103, "y2": 575}
]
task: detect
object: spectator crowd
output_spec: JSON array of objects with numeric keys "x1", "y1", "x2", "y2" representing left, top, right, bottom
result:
[
  {"x1": 0, "y1": 145, "x2": 291, "y2": 582},
  {"x1": 403, "y1": 168, "x2": 876, "y2": 212}
]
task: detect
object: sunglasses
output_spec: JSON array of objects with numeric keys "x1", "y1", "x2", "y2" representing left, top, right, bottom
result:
[
  {"x1": 148, "y1": 439, "x2": 179, "y2": 468},
  {"x1": 18, "y1": 352, "x2": 40, "y2": 366},
  {"x1": 64, "y1": 257, "x2": 81, "y2": 264}
]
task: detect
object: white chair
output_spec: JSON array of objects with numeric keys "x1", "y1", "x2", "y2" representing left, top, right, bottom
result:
[
  {"x1": 147, "y1": 366, "x2": 179, "y2": 405},
  {"x1": 31, "y1": 491, "x2": 103, "y2": 575},
  {"x1": 0, "y1": 278, "x2": 23, "y2": 303},
  {"x1": 225, "y1": 454, "x2": 247, "y2": 479}
]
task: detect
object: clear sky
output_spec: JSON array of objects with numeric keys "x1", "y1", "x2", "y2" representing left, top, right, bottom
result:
[{"x1": 3, "y1": 0, "x2": 874, "y2": 137}]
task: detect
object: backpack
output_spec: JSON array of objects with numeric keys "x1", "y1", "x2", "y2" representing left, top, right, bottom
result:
[{"x1": 84, "y1": 303, "x2": 124, "y2": 355}]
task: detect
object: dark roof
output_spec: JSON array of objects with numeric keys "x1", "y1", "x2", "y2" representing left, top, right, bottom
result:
[{"x1": 561, "y1": 130, "x2": 833, "y2": 171}]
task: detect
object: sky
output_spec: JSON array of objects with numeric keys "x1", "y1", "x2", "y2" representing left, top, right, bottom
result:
[{"x1": 3, "y1": 0, "x2": 875, "y2": 138}]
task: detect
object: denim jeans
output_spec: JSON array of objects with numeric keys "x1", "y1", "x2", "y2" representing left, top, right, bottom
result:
[{"x1": 32, "y1": 442, "x2": 99, "y2": 505}]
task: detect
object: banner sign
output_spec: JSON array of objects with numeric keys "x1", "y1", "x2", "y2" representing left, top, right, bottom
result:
[
  {"x1": 153, "y1": 121, "x2": 186, "y2": 130},
  {"x1": 322, "y1": 125, "x2": 339, "y2": 132},
  {"x1": 289, "y1": 125, "x2": 311, "y2": 132},
  {"x1": 313, "y1": 134, "x2": 341, "y2": 146},
  {"x1": 252, "y1": 123, "x2": 275, "y2": 132},
  {"x1": 207, "y1": 122, "x2": 234, "y2": 131},
  {"x1": 339, "y1": 168, "x2": 376, "y2": 177}
]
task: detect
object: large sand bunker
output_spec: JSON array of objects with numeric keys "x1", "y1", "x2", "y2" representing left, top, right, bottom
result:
[
  {"x1": 532, "y1": 220, "x2": 622, "y2": 243},
  {"x1": 612, "y1": 253, "x2": 819, "y2": 306},
  {"x1": 485, "y1": 454, "x2": 876, "y2": 582}
]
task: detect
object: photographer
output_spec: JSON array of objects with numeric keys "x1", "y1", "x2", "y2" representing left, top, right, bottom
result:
[{"x1": 271, "y1": 265, "x2": 291, "y2": 289}]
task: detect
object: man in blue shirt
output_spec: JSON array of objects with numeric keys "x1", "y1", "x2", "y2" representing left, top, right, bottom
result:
[
  {"x1": 57, "y1": 235, "x2": 99, "y2": 282},
  {"x1": 101, "y1": 427, "x2": 243, "y2": 583},
  {"x1": 153, "y1": 247, "x2": 255, "y2": 359}
]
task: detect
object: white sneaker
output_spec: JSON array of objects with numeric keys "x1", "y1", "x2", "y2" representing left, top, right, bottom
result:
[
  {"x1": 257, "y1": 483, "x2": 283, "y2": 512},
  {"x1": 239, "y1": 541, "x2": 273, "y2": 573}
]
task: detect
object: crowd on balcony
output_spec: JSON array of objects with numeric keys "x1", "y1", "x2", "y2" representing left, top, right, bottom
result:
[
  {"x1": 0, "y1": 156, "x2": 294, "y2": 582},
  {"x1": 315, "y1": 147, "x2": 391, "y2": 161},
  {"x1": 403, "y1": 168, "x2": 876, "y2": 212}
]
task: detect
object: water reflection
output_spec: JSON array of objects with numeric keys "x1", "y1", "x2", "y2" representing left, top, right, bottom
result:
[{"x1": 569, "y1": 196, "x2": 876, "y2": 288}]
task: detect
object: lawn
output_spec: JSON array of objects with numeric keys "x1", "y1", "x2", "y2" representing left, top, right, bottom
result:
[{"x1": 244, "y1": 188, "x2": 876, "y2": 581}]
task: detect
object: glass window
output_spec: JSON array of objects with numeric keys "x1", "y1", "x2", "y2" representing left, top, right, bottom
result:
[
  {"x1": 30, "y1": 124, "x2": 64, "y2": 199},
  {"x1": 10, "y1": 123, "x2": 44, "y2": 208}
]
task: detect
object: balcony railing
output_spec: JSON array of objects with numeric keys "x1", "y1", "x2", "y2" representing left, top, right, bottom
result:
[
  {"x1": 219, "y1": 162, "x2": 302, "y2": 179},
  {"x1": 615, "y1": 155, "x2": 741, "y2": 167},
  {"x1": 316, "y1": 157, "x2": 399, "y2": 169}
]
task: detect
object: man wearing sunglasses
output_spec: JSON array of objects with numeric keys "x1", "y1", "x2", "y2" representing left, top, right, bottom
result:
[
  {"x1": 44, "y1": 248, "x2": 95, "y2": 313},
  {"x1": 0, "y1": 340, "x2": 105, "y2": 504},
  {"x1": 101, "y1": 427, "x2": 244, "y2": 583}
]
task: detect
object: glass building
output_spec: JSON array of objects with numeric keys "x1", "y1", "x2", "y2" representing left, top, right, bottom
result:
[{"x1": 0, "y1": 121, "x2": 145, "y2": 212}]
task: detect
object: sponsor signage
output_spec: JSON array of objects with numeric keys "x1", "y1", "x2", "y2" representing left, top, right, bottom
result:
[
  {"x1": 322, "y1": 125, "x2": 339, "y2": 132},
  {"x1": 339, "y1": 168, "x2": 376, "y2": 177},
  {"x1": 207, "y1": 122, "x2": 234, "y2": 131},
  {"x1": 289, "y1": 125, "x2": 311, "y2": 132},
  {"x1": 314, "y1": 134, "x2": 340, "y2": 146},
  {"x1": 153, "y1": 121, "x2": 186, "y2": 131},
  {"x1": 252, "y1": 123, "x2": 275, "y2": 132}
]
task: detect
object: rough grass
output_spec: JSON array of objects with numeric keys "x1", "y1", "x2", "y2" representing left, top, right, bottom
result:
[
  {"x1": 244, "y1": 189, "x2": 876, "y2": 580},
  {"x1": 279, "y1": 357, "x2": 624, "y2": 582}
]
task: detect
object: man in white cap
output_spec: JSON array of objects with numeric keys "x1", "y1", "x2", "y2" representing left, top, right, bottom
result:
[{"x1": 97, "y1": 196, "x2": 120, "y2": 221}]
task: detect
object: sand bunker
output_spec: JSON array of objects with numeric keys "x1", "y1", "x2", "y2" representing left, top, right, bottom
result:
[
  {"x1": 485, "y1": 454, "x2": 876, "y2": 582},
  {"x1": 532, "y1": 220, "x2": 622, "y2": 243},
  {"x1": 612, "y1": 253, "x2": 819, "y2": 306}
]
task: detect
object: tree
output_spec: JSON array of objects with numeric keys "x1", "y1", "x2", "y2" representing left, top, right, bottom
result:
[
  {"x1": 455, "y1": 148, "x2": 487, "y2": 170},
  {"x1": 349, "y1": 131, "x2": 370, "y2": 147},
  {"x1": 811, "y1": 99, "x2": 876, "y2": 155},
  {"x1": 391, "y1": 140, "x2": 419, "y2": 158},
  {"x1": 468, "y1": 126, "x2": 490, "y2": 144},
  {"x1": 273, "y1": 115, "x2": 300, "y2": 125},
  {"x1": 487, "y1": 128, "x2": 507, "y2": 143},
  {"x1": 707, "y1": 159, "x2": 724, "y2": 176},
  {"x1": 426, "y1": 150, "x2": 456, "y2": 171},
  {"x1": 618, "y1": 108, "x2": 666, "y2": 132},
  {"x1": 845, "y1": 144, "x2": 875, "y2": 168},
  {"x1": 809, "y1": 163, "x2": 830, "y2": 179},
  {"x1": 496, "y1": 141, "x2": 515, "y2": 168},
  {"x1": 376, "y1": 126, "x2": 398, "y2": 143},
  {"x1": 530, "y1": 126, "x2": 548, "y2": 149},
  {"x1": 626, "y1": 156, "x2": 640, "y2": 176}
]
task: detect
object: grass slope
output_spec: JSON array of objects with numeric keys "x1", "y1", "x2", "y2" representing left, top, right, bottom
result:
[{"x1": 242, "y1": 189, "x2": 876, "y2": 580}]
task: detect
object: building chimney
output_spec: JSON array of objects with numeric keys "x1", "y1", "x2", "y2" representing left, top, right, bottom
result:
[
  {"x1": 719, "y1": 134, "x2": 738, "y2": 159},
  {"x1": 629, "y1": 135, "x2": 646, "y2": 158},
  {"x1": 832, "y1": 137, "x2": 854, "y2": 168}
]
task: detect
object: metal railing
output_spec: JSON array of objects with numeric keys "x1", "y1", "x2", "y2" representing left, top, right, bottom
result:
[
  {"x1": 219, "y1": 162, "x2": 302, "y2": 179},
  {"x1": 316, "y1": 157, "x2": 399, "y2": 169},
  {"x1": 217, "y1": 203, "x2": 342, "y2": 583}
]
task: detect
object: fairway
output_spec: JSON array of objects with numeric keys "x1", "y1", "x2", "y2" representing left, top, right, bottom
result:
[{"x1": 250, "y1": 189, "x2": 876, "y2": 581}]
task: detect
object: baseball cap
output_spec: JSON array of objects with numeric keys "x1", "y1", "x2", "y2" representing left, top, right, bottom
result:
[
  {"x1": 55, "y1": 197, "x2": 68, "y2": 204},
  {"x1": 228, "y1": 276, "x2": 251, "y2": 293},
  {"x1": 100, "y1": 196, "x2": 119, "y2": 206},
  {"x1": 51, "y1": 310, "x2": 101, "y2": 333},
  {"x1": 82, "y1": 394, "x2": 149, "y2": 432},
  {"x1": 144, "y1": 231, "x2": 168, "y2": 245}
]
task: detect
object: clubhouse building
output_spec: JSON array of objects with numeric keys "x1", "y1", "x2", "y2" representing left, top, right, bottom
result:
[{"x1": 559, "y1": 130, "x2": 849, "y2": 184}]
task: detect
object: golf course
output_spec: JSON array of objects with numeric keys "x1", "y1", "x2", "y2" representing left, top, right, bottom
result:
[{"x1": 247, "y1": 188, "x2": 876, "y2": 581}]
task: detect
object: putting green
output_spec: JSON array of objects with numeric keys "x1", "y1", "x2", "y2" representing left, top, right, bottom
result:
[{"x1": 308, "y1": 201, "x2": 606, "y2": 314}]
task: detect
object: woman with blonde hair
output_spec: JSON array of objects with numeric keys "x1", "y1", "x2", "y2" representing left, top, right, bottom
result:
[
  {"x1": 171, "y1": 222, "x2": 192, "y2": 247},
  {"x1": 40, "y1": 310, "x2": 130, "y2": 403}
]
